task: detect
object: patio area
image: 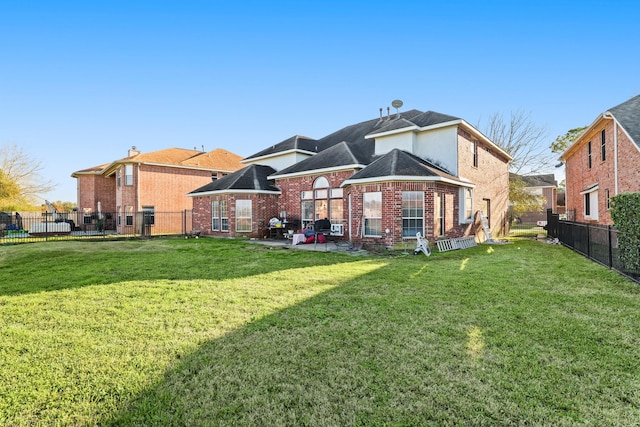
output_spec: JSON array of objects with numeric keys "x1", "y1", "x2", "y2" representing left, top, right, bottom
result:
[{"x1": 248, "y1": 238, "x2": 366, "y2": 254}]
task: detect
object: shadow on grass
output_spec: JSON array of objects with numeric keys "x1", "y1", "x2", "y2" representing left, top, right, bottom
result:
[
  {"x1": 0, "y1": 238, "x2": 356, "y2": 296},
  {"x1": 103, "y1": 260, "x2": 476, "y2": 426}
]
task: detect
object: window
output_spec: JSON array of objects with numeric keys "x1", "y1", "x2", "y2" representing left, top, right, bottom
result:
[
  {"x1": 301, "y1": 177, "x2": 344, "y2": 226},
  {"x1": 435, "y1": 192, "x2": 445, "y2": 237},
  {"x1": 301, "y1": 200, "x2": 313, "y2": 225},
  {"x1": 220, "y1": 199, "x2": 229, "y2": 231},
  {"x1": 601, "y1": 129, "x2": 606, "y2": 161},
  {"x1": 212, "y1": 200, "x2": 220, "y2": 230},
  {"x1": 83, "y1": 208, "x2": 92, "y2": 225},
  {"x1": 460, "y1": 188, "x2": 473, "y2": 223},
  {"x1": 125, "y1": 206, "x2": 134, "y2": 226},
  {"x1": 142, "y1": 206, "x2": 155, "y2": 225},
  {"x1": 583, "y1": 188, "x2": 598, "y2": 220},
  {"x1": 330, "y1": 189, "x2": 343, "y2": 223},
  {"x1": 584, "y1": 192, "x2": 591, "y2": 216},
  {"x1": 211, "y1": 199, "x2": 229, "y2": 231},
  {"x1": 125, "y1": 165, "x2": 133, "y2": 185},
  {"x1": 472, "y1": 141, "x2": 478, "y2": 167},
  {"x1": 117, "y1": 171, "x2": 121, "y2": 187},
  {"x1": 587, "y1": 141, "x2": 592, "y2": 169},
  {"x1": 363, "y1": 192, "x2": 382, "y2": 236},
  {"x1": 605, "y1": 189, "x2": 610, "y2": 210},
  {"x1": 236, "y1": 199, "x2": 252, "y2": 232},
  {"x1": 402, "y1": 191, "x2": 424, "y2": 238}
]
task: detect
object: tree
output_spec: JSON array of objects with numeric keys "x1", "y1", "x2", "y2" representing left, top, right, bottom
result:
[
  {"x1": 479, "y1": 110, "x2": 553, "y2": 176},
  {"x1": 509, "y1": 175, "x2": 545, "y2": 219},
  {"x1": 550, "y1": 126, "x2": 588, "y2": 155},
  {"x1": 479, "y1": 111, "x2": 554, "y2": 217},
  {"x1": 0, "y1": 144, "x2": 54, "y2": 211}
]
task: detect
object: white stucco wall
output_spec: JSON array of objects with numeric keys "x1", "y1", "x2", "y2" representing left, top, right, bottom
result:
[
  {"x1": 374, "y1": 132, "x2": 415, "y2": 156},
  {"x1": 413, "y1": 126, "x2": 458, "y2": 175}
]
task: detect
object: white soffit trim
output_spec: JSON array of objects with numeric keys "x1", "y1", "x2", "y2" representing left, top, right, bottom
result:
[
  {"x1": 187, "y1": 189, "x2": 281, "y2": 197},
  {"x1": 241, "y1": 149, "x2": 316, "y2": 164},
  {"x1": 459, "y1": 120, "x2": 513, "y2": 161},
  {"x1": 268, "y1": 164, "x2": 365, "y2": 180},
  {"x1": 341, "y1": 175, "x2": 476, "y2": 188},
  {"x1": 579, "y1": 184, "x2": 599, "y2": 195}
]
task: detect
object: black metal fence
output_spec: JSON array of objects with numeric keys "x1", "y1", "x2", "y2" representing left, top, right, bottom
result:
[
  {"x1": 546, "y1": 209, "x2": 640, "y2": 283},
  {"x1": 0, "y1": 211, "x2": 194, "y2": 243}
]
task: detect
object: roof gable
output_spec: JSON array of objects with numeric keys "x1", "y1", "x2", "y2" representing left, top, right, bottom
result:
[
  {"x1": 349, "y1": 149, "x2": 458, "y2": 181},
  {"x1": 189, "y1": 164, "x2": 279, "y2": 194},
  {"x1": 608, "y1": 94, "x2": 640, "y2": 149},
  {"x1": 271, "y1": 141, "x2": 367, "y2": 177},
  {"x1": 513, "y1": 173, "x2": 557, "y2": 187},
  {"x1": 243, "y1": 135, "x2": 318, "y2": 161}
]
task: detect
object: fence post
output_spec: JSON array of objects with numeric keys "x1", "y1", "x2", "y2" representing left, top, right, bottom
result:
[
  {"x1": 586, "y1": 223, "x2": 591, "y2": 258},
  {"x1": 608, "y1": 225, "x2": 613, "y2": 268}
]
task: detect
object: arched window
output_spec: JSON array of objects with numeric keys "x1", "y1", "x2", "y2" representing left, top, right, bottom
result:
[
  {"x1": 300, "y1": 176, "x2": 344, "y2": 233},
  {"x1": 313, "y1": 177, "x2": 329, "y2": 189}
]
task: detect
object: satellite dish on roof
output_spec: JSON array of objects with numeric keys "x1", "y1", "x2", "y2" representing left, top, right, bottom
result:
[{"x1": 391, "y1": 99, "x2": 403, "y2": 109}]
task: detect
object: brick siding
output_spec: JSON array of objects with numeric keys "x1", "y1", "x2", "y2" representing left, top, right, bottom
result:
[{"x1": 565, "y1": 119, "x2": 640, "y2": 225}]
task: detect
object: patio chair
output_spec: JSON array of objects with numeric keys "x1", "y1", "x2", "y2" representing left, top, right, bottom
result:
[{"x1": 314, "y1": 218, "x2": 332, "y2": 250}]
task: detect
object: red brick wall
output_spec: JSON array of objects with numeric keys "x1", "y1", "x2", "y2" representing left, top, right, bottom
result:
[
  {"x1": 192, "y1": 193, "x2": 280, "y2": 238},
  {"x1": 76, "y1": 175, "x2": 116, "y2": 214},
  {"x1": 565, "y1": 120, "x2": 640, "y2": 225},
  {"x1": 457, "y1": 128, "x2": 511, "y2": 237}
]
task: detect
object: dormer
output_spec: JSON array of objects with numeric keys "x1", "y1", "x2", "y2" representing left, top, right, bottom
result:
[{"x1": 242, "y1": 135, "x2": 317, "y2": 171}]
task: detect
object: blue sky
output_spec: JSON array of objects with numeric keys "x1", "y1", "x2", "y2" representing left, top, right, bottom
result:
[{"x1": 1, "y1": 0, "x2": 639, "y2": 203}]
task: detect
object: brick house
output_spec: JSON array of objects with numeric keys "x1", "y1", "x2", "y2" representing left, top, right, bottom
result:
[
  {"x1": 511, "y1": 173, "x2": 558, "y2": 223},
  {"x1": 561, "y1": 95, "x2": 640, "y2": 225},
  {"x1": 72, "y1": 146, "x2": 243, "y2": 233},
  {"x1": 189, "y1": 108, "x2": 512, "y2": 247}
]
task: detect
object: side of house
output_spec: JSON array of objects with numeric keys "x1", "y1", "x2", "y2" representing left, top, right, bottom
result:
[
  {"x1": 562, "y1": 95, "x2": 640, "y2": 225},
  {"x1": 72, "y1": 146, "x2": 243, "y2": 233}
]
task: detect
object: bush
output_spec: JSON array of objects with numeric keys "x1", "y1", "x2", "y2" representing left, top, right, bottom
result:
[{"x1": 610, "y1": 192, "x2": 640, "y2": 273}]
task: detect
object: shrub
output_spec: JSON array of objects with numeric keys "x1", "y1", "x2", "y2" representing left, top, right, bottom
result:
[{"x1": 610, "y1": 192, "x2": 640, "y2": 273}]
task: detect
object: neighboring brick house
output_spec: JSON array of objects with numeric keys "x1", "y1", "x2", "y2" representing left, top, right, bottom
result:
[
  {"x1": 511, "y1": 173, "x2": 558, "y2": 223},
  {"x1": 72, "y1": 146, "x2": 243, "y2": 233},
  {"x1": 188, "y1": 107, "x2": 512, "y2": 247},
  {"x1": 561, "y1": 95, "x2": 640, "y2": 225}
]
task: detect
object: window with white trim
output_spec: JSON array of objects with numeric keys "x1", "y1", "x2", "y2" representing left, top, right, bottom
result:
[
  {"x1": 402, "y1": 191, "x2": 424, "y2": 238},
  {"x1": 125, "y1": 206, "x2": 134, "y2": 226},
  {"x1": 211, "y1": 199, "x2": 229, "y2": 231},
  {"x1": 236, "y1": 199, "x2": 252, "y2": 232},
  {"x1": 583, "y1": 188, "x2": 598, "y2": 220},
  {"x1": 363, "y1": 192, "x2": 382, "y2": 237},
  {"x1": 212, "y1": 200, "x2": 220, "y2": 230},
  {"x1": 125, "y1": 165, "x2": 133, "y2": 185},
  {"x1": 435, "y1": 192, "x2": 445, "y2": 237},
  {"x1": 460, "y1": 188, "x2": 474, "y2": 223},
  {"x1": 301, "y1": 177, "x2": 344, "y2": 226},
  {"x1": 220, "y1": 199, "x2": 229, "y2": 231}
]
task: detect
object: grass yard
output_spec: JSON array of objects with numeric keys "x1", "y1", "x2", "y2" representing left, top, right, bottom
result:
[{"x1": 1, "y1": 238, "x2": 639, "y2": 426}]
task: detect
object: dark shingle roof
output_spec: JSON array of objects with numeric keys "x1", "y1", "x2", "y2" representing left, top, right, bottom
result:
[
  {"x1": 608, "y1": 94, "x2": 640, "y2": 149},
  {"x1": 243, "y1": 135, "x2": 317, "y2": 161},
  {"x1": 266, "y1": 109, "x2": 461, "y2": 176},
  {"x1": 349, "y1": 149, "x2": 458, "y2": 181},
  {"x1": 272, "y1": 141, "x2": 368, "y2": 176},
  {"x1": 189, "y1": 164, "x2": 279, "y2": 194},
  {"x1": 514, "y1": 173, "x2": 557, "y2": 187}
]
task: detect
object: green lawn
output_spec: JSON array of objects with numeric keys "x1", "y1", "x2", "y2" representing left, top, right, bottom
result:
[{"x1": 1, "y1": 238, "x2": 639, "y2": 426}]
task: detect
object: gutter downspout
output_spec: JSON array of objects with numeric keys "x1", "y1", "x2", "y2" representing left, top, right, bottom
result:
[{"x1": 602, "y1": 112, "x2": 619, "y2": 195}]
